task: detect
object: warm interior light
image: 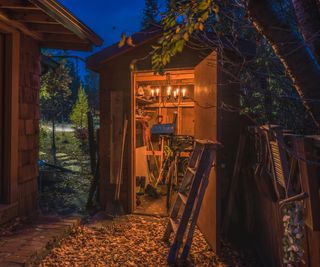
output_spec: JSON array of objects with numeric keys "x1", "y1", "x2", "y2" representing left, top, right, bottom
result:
[
  {"x1": 167, "y1": 86, "x2": 172, "y2": 96},
  {"x1": 156, "y1": 88, "x2": 160, "y2": 96},
  {"x1": 176, "y1": 88, "x2": 180, "y2": 96},
  {"x1": 173, "y1": 91, "x2": 177, "y2": 98},
  {"x1": 182, "y1": 88, "x2": 186, "y2": 97},
  {"x1": 151, "y1": 89, "x2": 155, "y2": 97}
]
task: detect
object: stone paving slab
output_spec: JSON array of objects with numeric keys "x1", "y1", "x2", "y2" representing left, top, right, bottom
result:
[{"x1": 0, "y1": 216, "x2": 79, "y2": 267}]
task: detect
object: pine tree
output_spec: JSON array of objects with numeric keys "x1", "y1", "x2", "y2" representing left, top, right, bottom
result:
[
  {"x1": 141, "y1": 0, "x2": 159, "y2": 28},
  {"x1": 70, "y1": 87, "x2": 89, "y2": 129},
  {"x1": 166, "y1": 0, "x2": 176, "y2": 11}
]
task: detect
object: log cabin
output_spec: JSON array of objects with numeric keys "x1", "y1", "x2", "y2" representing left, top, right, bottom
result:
[
  {"x1": 0, "y1": 0, "x2": 102, "y2": 224},
  {"x1": 87, "y1": 27, "x2": 254, "y2": 252}
]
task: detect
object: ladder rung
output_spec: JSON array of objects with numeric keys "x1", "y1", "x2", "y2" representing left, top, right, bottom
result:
[
  {"x1": 170, "y1": 218, "x2": 179, "y2": 234},
  {"x1": 178, "y1": 193, "x2": 188, "y2": 205},
  {"x1": 187, "y1": 167, "x2": 196, "y2": 176}
]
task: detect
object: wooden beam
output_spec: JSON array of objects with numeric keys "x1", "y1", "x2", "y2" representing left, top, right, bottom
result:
[
  {"x1": 27, "y1": 23, "x2": 73, "y2": 34},
  {"x1": 0, "y1": 0, "x2": 39, "y2": 10},
  {"x1": 9, "y1": 10, "x2": 58, "y2": 24},
  {"x1": 40, "y1": 41, "x2": 92, "y2": 51},
  {"x1": 0, "y1": 11, "x2": 42, "y2": 40},
  {"x1": 42, "y1": 33, "x2": 88, "y2": 44}
]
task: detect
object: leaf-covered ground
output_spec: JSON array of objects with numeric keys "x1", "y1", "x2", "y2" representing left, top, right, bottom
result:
[{"x1": 39, "y1": 215, "x2": 258, "y2": 267}]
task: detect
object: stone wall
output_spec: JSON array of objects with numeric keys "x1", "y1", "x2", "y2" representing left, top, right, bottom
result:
[{"x1": 17, "y1": 34, "x2": 40, "y2": 217}]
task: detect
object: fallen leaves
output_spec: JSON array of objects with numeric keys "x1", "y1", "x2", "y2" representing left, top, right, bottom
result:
[{"x1": 39, "y1": 215, "x2": 257, "y2": 267}]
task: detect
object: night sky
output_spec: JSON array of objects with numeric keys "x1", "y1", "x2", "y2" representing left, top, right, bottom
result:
[
  {"x1": 57, "y1": 0, "x2": 165, "y2": 78},
  {"x1": 59, "y1": 0, "x2": 165, "y2": 54}
]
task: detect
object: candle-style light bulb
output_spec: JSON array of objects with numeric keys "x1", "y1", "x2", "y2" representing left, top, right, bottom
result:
[
  {"x1": 151, "y1": 89, "x2": 155, "y2": 97},
  {"x1": 167, "y1": 86, "x2": 172, "y2": 96},
  {"x1": 176, "y1": 88, "x2": 180, "y2": 96},
  {"x1": 182, "y1": 88, "x2": 186, "y2": 98},
  {"x1": 173, "y1": 91, "x2": 177, "y2": 98},
  {"x1": 156, "y1": 88, "x2": 160, "y2": 96}
]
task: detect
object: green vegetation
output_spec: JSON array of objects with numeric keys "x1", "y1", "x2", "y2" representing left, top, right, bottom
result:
[
  {"x1": 39, "y1": 125, "x2": 92, "y2": 215},
  {"x1": 70, "y1": 87, "x2": 89, "y2": 129}
]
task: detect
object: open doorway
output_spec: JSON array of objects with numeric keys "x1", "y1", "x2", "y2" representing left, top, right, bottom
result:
[{"x1": 132, "y1": 69, "x2": 196, "y2": 216}]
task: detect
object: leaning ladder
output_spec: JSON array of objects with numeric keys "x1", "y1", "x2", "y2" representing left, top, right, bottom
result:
[{"x1": 163, "y1": 140, "x2": 219, "y2": 265}]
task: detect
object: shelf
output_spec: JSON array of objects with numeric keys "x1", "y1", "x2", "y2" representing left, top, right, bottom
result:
[
  {"x1": 145, "y1": 101, "x2": 195, "y2": 108},
  {"x1": 136, "y1": 96, "x2": 153, "y2": 105}
]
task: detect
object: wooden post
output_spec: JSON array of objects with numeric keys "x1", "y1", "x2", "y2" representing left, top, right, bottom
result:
[
  {"x1": 293, "y1": 136, "x2": 320, "y2": 267},
  {"x1": 293, "y1": 136, "x2": 320, "y2": 231}
]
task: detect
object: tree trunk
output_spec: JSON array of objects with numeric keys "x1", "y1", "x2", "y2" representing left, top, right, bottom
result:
[
  {"x1": 248, "y1": 0, "x2": 320, "y2": 129},
  {"x1": 291, "y1": 0, "x2": 320, "y2": 63},
  {"x1": 51, "y1": 117, "x2": 57, "y2": 164}
]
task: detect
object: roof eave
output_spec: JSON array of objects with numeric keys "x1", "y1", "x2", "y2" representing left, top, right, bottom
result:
[{"x1": 29, "y1": 0, "x2": 103, "y2": 47}]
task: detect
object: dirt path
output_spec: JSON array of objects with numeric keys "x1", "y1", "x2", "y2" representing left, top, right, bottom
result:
[{"x1": 39, "y1": 215, "x2": 258, "y2": 267}]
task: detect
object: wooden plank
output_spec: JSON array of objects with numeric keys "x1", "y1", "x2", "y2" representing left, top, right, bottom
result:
[
  {"x1": 135, "y1": 70, "x2": 194, "y2": 83},
  {"x1": 222, "y1": 133, "x2": 246, "y2": 233},
  {"x1": 27, "y1": 23, "x2": 73, "y2": 34},
  {"x1": 0, "y1": 1, "x2": 38, "y2": 9},
  {"x1": 39, "y1": 41, "x2": 91, "y2": 51},
  {"x1": 293, "y1": 136, "x2": 320, "y2": 231},
  {"x1": 42, "y1": 33, "x2": 87, "y2": 43},
  {"x1": 194, "y1": 51, "x2": 220, "y2": 253},
  {"x1": 8, "y1": 10, "x2": 58, "y2": 24},
  {"x1": 0, "y1": 33, "x2": 4, "y2": 202},
  {"x1": 0, "y1": 11, "x2": 42, "y2": 40},
  {"x1": 146, "y1": 102, "x2": 195, "y2": 108},
  {"x1": 110, "y1": 91, "x2": 124, "y2": 184},
  {"x1": 306, "y1": 227, "x2": 320, "y2": 267}
]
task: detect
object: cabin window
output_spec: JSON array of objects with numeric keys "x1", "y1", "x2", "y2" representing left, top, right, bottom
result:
[{"x1": 0, "y1": 32, "x2": 10, "y2": 203}]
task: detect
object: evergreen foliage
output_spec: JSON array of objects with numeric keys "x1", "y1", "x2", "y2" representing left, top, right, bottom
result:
[
  {"x1": 141, "y1": 0, "x2": 159, "y2": 28},
  {"x1": 70, "y1": 87, "x2": 89, "y2": 129}
]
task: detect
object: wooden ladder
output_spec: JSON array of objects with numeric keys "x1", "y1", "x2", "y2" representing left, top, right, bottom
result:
[
  {"x1": 163, "y1": 139, "x2": 219, "y2": 265},
  {"x1": 262, "y1": 125, "x2": 291, "y2": 199}
]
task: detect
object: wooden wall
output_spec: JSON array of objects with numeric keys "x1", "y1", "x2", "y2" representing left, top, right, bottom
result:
[
  {"x1": 0, "y1": 30, "x2": 40, "y2": 224},
  {"x1": 96, "y1": 42, "x2": 243, "y2": 254},
  {"x1": 17, "y1": 34, "x2": 40, "y2": 217},
  {"x1": 97, "y1": 41, "x2": 210, "y2": 212}
]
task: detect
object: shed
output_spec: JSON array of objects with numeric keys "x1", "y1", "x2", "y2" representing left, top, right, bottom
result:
[
  {"x1": 87, "y1": 28, "x2": 252, "y2": 252},
  {"x1": 0, "y1": 0, "x2": 102, "y2": 224}
]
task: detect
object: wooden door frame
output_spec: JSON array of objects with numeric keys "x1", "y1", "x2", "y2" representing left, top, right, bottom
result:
[
  {"x1": 130, "y1": 68, "x2": 195, "y2": 213},
  {"x1": 0, "y1": 23, "x2": 20, "y2": 206}
]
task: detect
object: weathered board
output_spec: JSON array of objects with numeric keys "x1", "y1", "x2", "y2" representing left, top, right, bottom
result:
[
  {"x1": 194, "y1": 51, "x2": 220, "y2": 253},
  {"x1": 110, "y1": 91, "x2": 124, "y2": 184}
]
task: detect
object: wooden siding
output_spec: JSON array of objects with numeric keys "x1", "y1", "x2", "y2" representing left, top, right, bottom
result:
[
  {"x1": 95, "y1": 40, "x2": 243, "y2": 254},
  {"x1": 17, "y1": 34, "x2": 40, "y2": 217}
]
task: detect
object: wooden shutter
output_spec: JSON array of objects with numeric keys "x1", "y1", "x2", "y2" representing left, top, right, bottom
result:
[{"x1": 0, "y1": 33, "x2": 5, "y2": 201}]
